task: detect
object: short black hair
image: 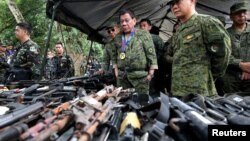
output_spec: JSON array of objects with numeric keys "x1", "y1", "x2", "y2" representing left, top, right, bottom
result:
[
  {"x1": 140, "y1": 18, "x2": 152, "y2": 26},
  {"x1": 119, "y1": 9, "x2": 136, "y2": 19},
  {"x1": 56, "y1": 41, "x2": 64, "y2": 47},
  {"x1": 16, "y1": 22, "x2": 32, "y2": 35}
]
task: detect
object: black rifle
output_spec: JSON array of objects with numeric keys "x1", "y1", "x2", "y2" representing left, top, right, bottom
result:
[
  {"x1": 204, "y1": 97, "x2": 250, "y2": 125},
  {"x1": 169, "y1": 97, "x2": 214, "y2": 141},
  {"x1": 0, "y1": 102, "x2": 44, "y2": 128},
  {"x1": 187, "y1": 101, "x2": 227, "y2": 124},
  {"x1": 0, "y1": 123, "x2": 28, "y2": 141}
]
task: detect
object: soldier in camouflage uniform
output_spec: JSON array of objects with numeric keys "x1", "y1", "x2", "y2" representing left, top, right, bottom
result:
[
  {"x1": 167, "y1": 0, "x2": 231, "y2": 97},
  {"x1": 101, "y1": 22, "x2": 120, "y2": 74},
  {"x1": 139, "y1": 18, "x2": 167, "y2": 96},
  {"x1": 96, "y1": 22, "x2": 120, "y2": 85},
  {"x1": 44, "y1": 50, "x2": 55, "y2": 80},
  {"x1": 221, "y1": 2, "x2": 250, "y2": 93},
  {"x1": 112, "y1": 9, "x2": 158, "y2": 95},
  {"x1": 11, "y1": 22, "x2": 41, "y2": 81},
  {"x1": 51, "y1": 42, "x2": 74, "y2": 79},
  {"x1": 0, "y1": 44, "x2": 8, "y2": 84}
]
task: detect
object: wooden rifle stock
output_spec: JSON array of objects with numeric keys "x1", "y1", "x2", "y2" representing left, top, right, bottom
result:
[
  {"x1": 79, "y1": 88, "x2": 122, "y2": 141},
  {"x1": 32, "y1": 114, "x2": 73, "y2": 141}
]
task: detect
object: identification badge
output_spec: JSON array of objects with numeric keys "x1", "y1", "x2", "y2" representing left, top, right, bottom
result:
[
  {"x1": 120, "y1": 52, "x2": 126, "y2": 60},
  {"x1": 186, "y1": 34, "x2": 193, "y2": 40}
]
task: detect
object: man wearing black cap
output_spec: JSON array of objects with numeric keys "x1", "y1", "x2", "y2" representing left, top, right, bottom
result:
[
  {"x1": 167, "y1": 0, "x2": 231, "y2": 97},
  {"x1": 101, "y1": 22, "x2": 120, "y2": 74},
  {"x1": 221, "y1": 2, "x2": 250, "y2": 93}
]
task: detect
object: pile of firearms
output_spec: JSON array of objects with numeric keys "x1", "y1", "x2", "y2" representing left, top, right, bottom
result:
[{"x1": 1, "y1": 75, "x2": 250, "y2": 141}]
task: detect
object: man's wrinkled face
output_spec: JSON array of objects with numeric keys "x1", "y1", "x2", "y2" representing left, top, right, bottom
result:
[
  {"x1": 171, "y1": 0, "x2": 192, "y2": 19},
  {"x1": 120, "y1": 13, "x2": 136, "y2": 33},
  {"x1": 55, "y1": 44, "x2": 64, "y2": 56},
  {"x1": 140, "y1": 21, "x2": 151, "y2": 31},
  {"x1": 15, "y1": 26, "x2": 27, "y2": 40},
  {"x1": 231, "y1": 10, "x2": 249, "y2": 25}
]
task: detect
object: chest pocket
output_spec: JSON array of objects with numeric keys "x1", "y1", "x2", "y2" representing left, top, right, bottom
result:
[
  {"x1": 130, "y1": 37, "x2": 143, "y2": 52},
  {"x1": 17, "y1": 48, "x2": 27, "y2": 62},
  {"x1": 183, "y1": 31, "x2": 201, "y2": 45},
  {"x1": 247, "y1": 33, "x2": 250, "y2": 44},
  {"x1": 180, "y1": 29, "x2": 207, "y2": 60}
]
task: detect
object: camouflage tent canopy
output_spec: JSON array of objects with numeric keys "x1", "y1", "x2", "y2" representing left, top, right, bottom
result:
[{"x1": 46, "y1": 0, "x2": 250, "y2": 43}]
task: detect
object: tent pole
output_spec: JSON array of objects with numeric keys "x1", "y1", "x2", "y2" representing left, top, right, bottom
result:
[
  {"x1": 59, "y1": 24, "x2": 68, "y2": 55},
  {"x1": 85, "y1": 41, "x2": 93, "y2": 74},
  {"x1": 39, "y1": 1, "x2": 63, "y2": 80}
]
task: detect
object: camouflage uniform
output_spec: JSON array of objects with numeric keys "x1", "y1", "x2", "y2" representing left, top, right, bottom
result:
[
  {"x1": 44, "y1": 58, "x2": 56, "y2": 80},
  {"x1": 0, "y1": 52, "x2": 7, "y2": 83},
  {"x1": 51, "y1": 54, "x2": 74, "y2": 79},
  {"x1": 102, "y1": 43, "x2": 113, "y2": 72},
  {"x1": 112, "y1": 29, "x2": 158, "y2": 94},
  {"x1": 222, "y1": 24, "x2": 250, "y2": 93},
  {"x1": 102, "y1": 42, "x2": 117, "y2": 86},
  {"x1": 168, "y1": 14, "x2": 231, "y2": 97},
  {"x1": 12, "y1": 39, "x2": 41, "y2": 80}
]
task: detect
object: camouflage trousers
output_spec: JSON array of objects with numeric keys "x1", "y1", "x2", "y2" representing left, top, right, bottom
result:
[
  {"x1": 117, "y1": 70, "x2": 149, "y2": 95},
  {"x1": 221, "y1": 72, "x2": 250, "y2": 94}
]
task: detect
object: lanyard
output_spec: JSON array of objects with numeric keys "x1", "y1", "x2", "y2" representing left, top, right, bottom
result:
[{"x1": 121, "y1": 28, "x2": 135, "y2": 52}]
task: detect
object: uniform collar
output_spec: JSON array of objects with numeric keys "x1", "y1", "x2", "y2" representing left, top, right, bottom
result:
[
  {"x1": 21, "y1": 39, "x2": 31, "y2": 45},
  {"x1": 177, "y1": 13, "x2": 198, "y2": 32},
  {"x1": 228, "y1": 23, "x2": 250, "y2": 34}
]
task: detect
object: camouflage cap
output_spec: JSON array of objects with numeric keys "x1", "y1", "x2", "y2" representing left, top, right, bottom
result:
[
  {"x1": 167, "y1": 0, "x2": 180, "y2": 6},
  {"x1": 230, "y1": 2, "x2": 248, "y2": 14},
  {"x1": 105, "y1": 21, "x2": 118, "y2": 29}
]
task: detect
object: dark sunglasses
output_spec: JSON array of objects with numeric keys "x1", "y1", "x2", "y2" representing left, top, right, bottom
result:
[{"x1": 107, "y1": 28, "x2": 115, "y2": 34}]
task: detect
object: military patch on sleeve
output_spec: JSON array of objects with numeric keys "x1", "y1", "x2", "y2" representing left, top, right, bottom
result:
[
  {"x1": 30, "y1": 46, "x2": 38, "y2": 53},
  {"x1": 211, "y1": 45, "x2": 219, "y2": 52},
  {"x1": 148, "y1": 48, "x2": 153, "y2": 53}
]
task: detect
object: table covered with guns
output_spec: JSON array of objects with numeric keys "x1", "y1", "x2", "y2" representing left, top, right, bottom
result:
[{"x1": 1, "y1": 74, "x2": 250, "y2": 141}]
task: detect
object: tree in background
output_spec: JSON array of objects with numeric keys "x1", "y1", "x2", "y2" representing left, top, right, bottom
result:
[
  {"x1": 6, "y1": 0, "x2": 25, "y2": 23},
  {"x1": 0, "y1": 0, "x2": 103, "y2": 75}
]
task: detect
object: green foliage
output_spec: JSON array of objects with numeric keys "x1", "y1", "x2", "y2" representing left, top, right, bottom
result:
[
  {"x1": 0, "y1": 0, "x2": 104, "y2": 61},
  {"x1": 0, "y1": 0, "x2": 17, "y2": 44}
]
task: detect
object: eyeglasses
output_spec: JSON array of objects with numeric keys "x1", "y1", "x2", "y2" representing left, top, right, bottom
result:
[
  {"x1": 120, "y1": 18, "x2": 132, "y2": 24},
  {"x1": 107, "y1": 28, "x2": 115, "y2": 34}
]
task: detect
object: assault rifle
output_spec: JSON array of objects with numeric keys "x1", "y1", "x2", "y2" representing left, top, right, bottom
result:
[
  {"x1": 0, "y1": 100, "x2": 75, "y2": 141},
  {"x1": 27, "y1": 86, "x2": 130, "y2": 141},
  {"x1": 169, "y1": 97, "x2": 214, "y2": 141},
  {"x1": 0, "y1": 102, "x2": 44, "y2": 129},
  {"x1": 205, "y1": 97, "x2": 250, "y2": 125},
  {"x1": 7, "y1": 73, "x2": 114, "y2": 92}
]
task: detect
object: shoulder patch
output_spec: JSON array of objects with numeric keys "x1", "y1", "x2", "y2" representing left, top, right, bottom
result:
[
  {"x1": 30, "y1": 46, "x2": 38, "y2": 53},
  {"x1": 148, "y1": 48, "x2": 153, "y2": 53}
]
